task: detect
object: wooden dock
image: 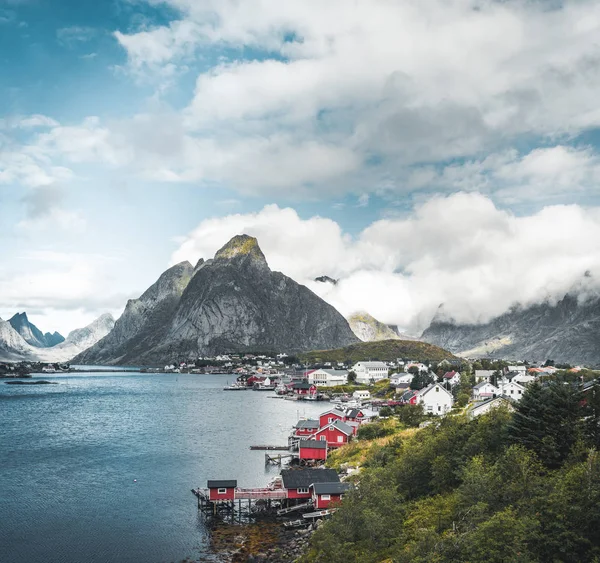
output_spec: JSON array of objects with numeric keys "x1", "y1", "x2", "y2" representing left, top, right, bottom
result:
[
  {"x1": 265, "y1": 453, "x2": 295, "y2": 465},
  {"x1": 250, "y1": 445, "x2": 290, "y2": 450}
]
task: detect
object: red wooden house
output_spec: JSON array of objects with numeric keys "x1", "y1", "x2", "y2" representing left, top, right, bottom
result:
[
  {"x1": 298, "y1": 440, "x2": 327, "y2": 462},
  {"x1": 311, "y1": 482, "x2": 352, "y2": 509},
  {"x1": 399, "y1": 389, "x2": 418, "y2": 405},
  {"x1": 312, "y1": 420, "x2": 354, "y2": 448},
  {"x1": 318, "y1": 409, "x2": 346, "y2": 428},
  {"x1": 207, "y1": 480, "x2": 237, "y2": 501},
  {"x1": 292, "y1": 381, "x2": 317, "y2": 397},
  {"x1": 293, "y1": 419, "x2": 320, "y2": 437},
  {"x1": 280, "y1": 468, "x2": 339, "y2": 500},
  {"x1": 344, "y1": 408, "x2": 365, "y2": 423}
]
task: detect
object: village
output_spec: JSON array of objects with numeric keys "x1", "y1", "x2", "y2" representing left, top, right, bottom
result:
[{"x1": 192, "y1": 357, "x2": 599, "y2": 537}]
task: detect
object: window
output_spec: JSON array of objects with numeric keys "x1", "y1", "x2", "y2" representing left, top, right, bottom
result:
[
  {"x1": 435, "y1": 386, "x2": 439, "y2": 392},
  {"x1": 321, "y1": 494, "x2": 331, "y2": 500},
  {"x1": 328, "y1": 417, "x2": 333, "y2": 423},
  {"x1": 217, "y1": 488, "x2": 227, "y2": 494},
  {"x1": 337, "y1": 436, "x2": 344, "y2": 443},
  {"x1": 320, "y1": 435, "x2": 326, "y2": 441},
  {"x1": 297, "y1": 488, "x2": 309, "y2": 494},
  {"x1": 438, "y1": 406, "x2": 441, "y2": 412}
]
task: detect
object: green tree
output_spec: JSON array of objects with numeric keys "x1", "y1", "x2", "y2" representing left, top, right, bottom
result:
[
  {"x1": 410, "y1": 371, "x2": 434, "y2": 390},
  {"x1": 347, "y1": 370, "x2": 357, "y2": 384},
  {"x1": 396, "y1": 403, "x2": 425, "y2": 427}
]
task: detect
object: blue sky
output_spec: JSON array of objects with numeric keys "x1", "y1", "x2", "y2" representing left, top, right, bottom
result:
[{"x1": 2, "y1": 0, "x2": 600, "y2": 334}]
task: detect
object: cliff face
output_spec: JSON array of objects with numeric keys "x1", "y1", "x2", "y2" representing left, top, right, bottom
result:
[
  {"x1": 0, "y1": 319, "x2": 38, "y2": 361},
  {"x1": 421, "y1": 294, "x2": 600, "y2": 366},
  {"x1": 72, "y1": 261, "x2": 194, "y2": 365},
  {"x1": 74, "y1": 235, "x2": 359, "y2": 365}
]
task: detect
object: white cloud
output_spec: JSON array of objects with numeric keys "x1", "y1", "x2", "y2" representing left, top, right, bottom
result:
[
  {"x1": 0, "y1": 251, "x2": 129, "y2": 334},
  {"x1": 171, "y1": 194, "x2": 600, "y2": 332}
]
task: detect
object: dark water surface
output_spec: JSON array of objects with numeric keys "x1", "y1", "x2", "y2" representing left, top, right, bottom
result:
[{"x1": 0, "y1": 373, "x2": 324, "y2": 563}]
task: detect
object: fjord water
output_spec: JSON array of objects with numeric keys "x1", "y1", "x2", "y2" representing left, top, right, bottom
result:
[{"x1": 0, "y1": 373, "x2": 325, "y2": 563}]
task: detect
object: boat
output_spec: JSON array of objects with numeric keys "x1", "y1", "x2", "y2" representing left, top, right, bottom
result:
[
  {"x1": 223, "y1": 382, "x2": 247, "y2": 390},
  {"x1": 302, "y1": 509, "x2": 337, "y2": 519}
]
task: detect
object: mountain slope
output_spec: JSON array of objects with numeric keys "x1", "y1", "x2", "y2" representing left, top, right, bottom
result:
[
  {"x1": 39, "y1": 314, "x2": 116, "y2": 363},
  {"x1": 421, "y1": 294, "x2": 600, "y2": 365},
  {"x1": 74, "y1": 235, "x2": 359, "y2": 365},
  {"x1": 347, "y1": 312, "x2": 401, "y2": 342},
  {"x1": 72, "y1": 261, "x2": 195, "y2": 365},
  {"x1": 300, "y1": 339, "x2": 458, "y2": 364},
  {"x1": 0, "y1": 318, "x2": 38, "y2": 361},
  {"x1": 8, "y1": 312, "x2": 64, "y2": 348}
]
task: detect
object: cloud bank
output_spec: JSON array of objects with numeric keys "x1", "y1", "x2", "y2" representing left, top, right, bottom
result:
[{"x1": 172, "y1": 193, "x2": 600, "y2": 332}]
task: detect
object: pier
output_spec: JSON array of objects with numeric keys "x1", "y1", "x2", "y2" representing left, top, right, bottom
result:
[{"x1": 249, "y1": 445, "x2": 290, "y2": 450}]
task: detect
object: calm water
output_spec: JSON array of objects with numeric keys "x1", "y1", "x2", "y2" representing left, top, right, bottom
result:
[{"x1": 0, "y1": 373, "x2": 325, "y2": 563}]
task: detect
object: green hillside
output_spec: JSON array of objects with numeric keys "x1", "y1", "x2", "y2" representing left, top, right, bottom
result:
[{"x1": 300, "y1": 339, "x2": 458, "y2": 364}]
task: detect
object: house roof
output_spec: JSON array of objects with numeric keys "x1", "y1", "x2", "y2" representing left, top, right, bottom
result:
[
  {"x1": 299, "y1": 440, "x2": 327, "y2": 450},
  {"x1": 473, "y1": 381, "x2": 496, "y2": 390},
  {"x1": 400, "y1": 389, "x2": 417, "y2": 401},
  {"x1": 296, "y1": 419, "x2": 320, "y2": 429},
  {"x1": 320, "y1": 409, "x2": 346, "y2": 418},
  {"x1": 312, "y1": 482, "x2": 352, "y2": 495},
  {"x1": 443, "y1": 371, "x2": 458, "y2": 379},
  {"x1": 207, "y1": 480, "x2": 237, "y2": 488},
  {"x1": 281, "y1": 468, "x2": 340, "y2": 489},
  {"x1": 418, "y1": 383, "x2": 453, "y2": 398},
  {"x1": 329, "y1": 419, "x2": 354, "y2": 435},
  {"x1": 354, "y1": 361, "x2": 388, "y2": 368},
  {"x1": 318, "y1": 369, "x2": 349, "y2": 377},
  {"x1": 345, "y1": 408, "x2": 363, "y2": 418}
]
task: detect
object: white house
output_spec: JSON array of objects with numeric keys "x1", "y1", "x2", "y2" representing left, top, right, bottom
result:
[
  {"x1": 507, "y1": 365, "x2": 527, "y2": 375},
  {"x1": 442, "y1": 371, "x2": 461, "y2": 387},
  {"x1": 352, "y1": 361, "x2": 389, "y2": 384},
  {"x1": 306, "y1": 369, "x2": 348, "y2": 387},
  {"x1": 472, "y1": 381, "x2": 500, "y2": 401},
  {"x1": 353, "y1": 390, "x2": 371, "y2": 400},
  {"x1": 500, "y1": 381, "x2": 526, "y2": 402},
  {"x1": 416, "y1": 383, "x2": 454, "y2": 415},
  {"x1": 469, "y1": 396, "x2": 514, "y2": 419},
  {"x1": 474, "y1": 370, "x2": 496, "y2": 383},
  {"x1": 390, "y1": 373, "x2": 414, "y2": 386}
]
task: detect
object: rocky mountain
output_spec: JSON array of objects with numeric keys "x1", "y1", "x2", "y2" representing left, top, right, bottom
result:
[
  {"x1": 314, "y1": 275, "x2": 338, "y2": 285},
  {"x1": 74, "y1": 235, "x2": 359, "y2": 365},
  {"x1": 421, "y1": 293, "x2": 600, "y2": 366},
  {"x1": 347, "y1": 312, "x2": 401, "y2": 342},
  {"x1": 8, "y1": 312, "x2": 65, "y2": 348},
  {"x1": 72, "y1": 261, "x2": 195, "y2": 366},
  {"x1": 38, "y1": 314, "x2": 116, "y2": 363},
  {"x1": 0, "y1": 318, "x2": 38, "y2": 361}
]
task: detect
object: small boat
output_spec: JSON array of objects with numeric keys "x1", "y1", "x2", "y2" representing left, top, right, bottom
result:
[
  {"x1": 223, "y1": 382, "x2": 247, "y2": 391},
  {"x1": 302, "y1": 509, "x2": 336, "y2": 519}
]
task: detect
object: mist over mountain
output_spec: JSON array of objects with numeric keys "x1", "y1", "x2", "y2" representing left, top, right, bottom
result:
[
  {"x1": 422, "y1": 291, "x2": 600, "y2": 366},
  {"x1": 74, "y1": 235, "x2": 358, "y2": 365}
]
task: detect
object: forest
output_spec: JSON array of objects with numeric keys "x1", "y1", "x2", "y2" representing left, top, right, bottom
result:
[{"x1": 302, "y1": 380, "x2": 600, "y2": 563}]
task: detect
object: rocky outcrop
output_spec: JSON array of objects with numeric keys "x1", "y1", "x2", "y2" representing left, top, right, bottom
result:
[
  {"x1": 421, "y1": 293, "x2": 600, "y2": 366},
  {"x1": 72, "y1": 261, "x2": 194, "y2": 365},
  {"x1": 74, "y1": 235, "x2": 359, "y2": 365},
  {"x1": 347, "y1": 312, "x2": 401, "y2": 342},
  {"x1": 8, "y1": 312, "x2": 64, "y2": 348}
]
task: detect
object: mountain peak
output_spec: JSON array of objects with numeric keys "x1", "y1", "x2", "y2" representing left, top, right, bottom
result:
[{"x1": 214, "y1": 234, "x2": 267, "y2": 265}]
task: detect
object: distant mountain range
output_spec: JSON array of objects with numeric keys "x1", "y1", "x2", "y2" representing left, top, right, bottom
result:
[
  {"x1": 74, "y1": 235, "x2": 359, "y2": 365},
  {"x1": 9, "y1": 312, "x2": 64, "y2": 348},
  {"x1": 0, "y1": 314, "x2": 115, "y2": 363},
  {"x1": 421, "y1": 293, "x2": 600, "y2": 366}
]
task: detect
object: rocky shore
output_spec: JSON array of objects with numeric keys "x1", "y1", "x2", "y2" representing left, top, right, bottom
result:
[{"x1": 207, "y1": 518, "x2": 322, "y2": 562}]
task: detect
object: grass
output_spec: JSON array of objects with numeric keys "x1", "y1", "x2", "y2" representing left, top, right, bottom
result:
[{"x1": 300, "y1": 339, "x2": 458, "y2": 364}]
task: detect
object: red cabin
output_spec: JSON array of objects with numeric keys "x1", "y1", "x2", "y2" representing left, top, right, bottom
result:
[
  {"x1": 294, "y1": 419, "x2": 320, "y2": 437},
  {"x1": 292, "y1": 381, "x2": 317, "y2": 396},
  {"x1": 311, "y1": 482, "x2": 352, "y2": 509},
  {"x1": 318, "y1": 409, "x2": 346, "y2": 429},
  {"x1": 281, "y1": 468, "x2": 339, "y2": 500},
  {"x1": 312, "y1": 420, "x2": 353, "y2": 448},
  {"x1": 345, "y1": 408, "x2": 365, "y2": 423},
  {"x1": 299, "y1": 439, "x2": 328, "y2": 462},
  {"x1": 207, "y1": 480, "x2": 237, "y2": 501}
]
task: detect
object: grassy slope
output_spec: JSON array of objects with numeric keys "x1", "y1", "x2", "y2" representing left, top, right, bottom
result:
[{"x1": 300, "y1": 339, "x2": 458, "y2": 364}]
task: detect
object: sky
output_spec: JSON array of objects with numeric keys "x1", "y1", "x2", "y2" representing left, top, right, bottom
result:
[{"x1": 2, "y1": 0, "x2": 600, "y2": 336}]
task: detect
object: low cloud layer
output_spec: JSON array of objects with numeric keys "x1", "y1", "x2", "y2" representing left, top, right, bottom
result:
[{"x1": 172, "y1": 193, "x2": 600, "y2": 332}]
